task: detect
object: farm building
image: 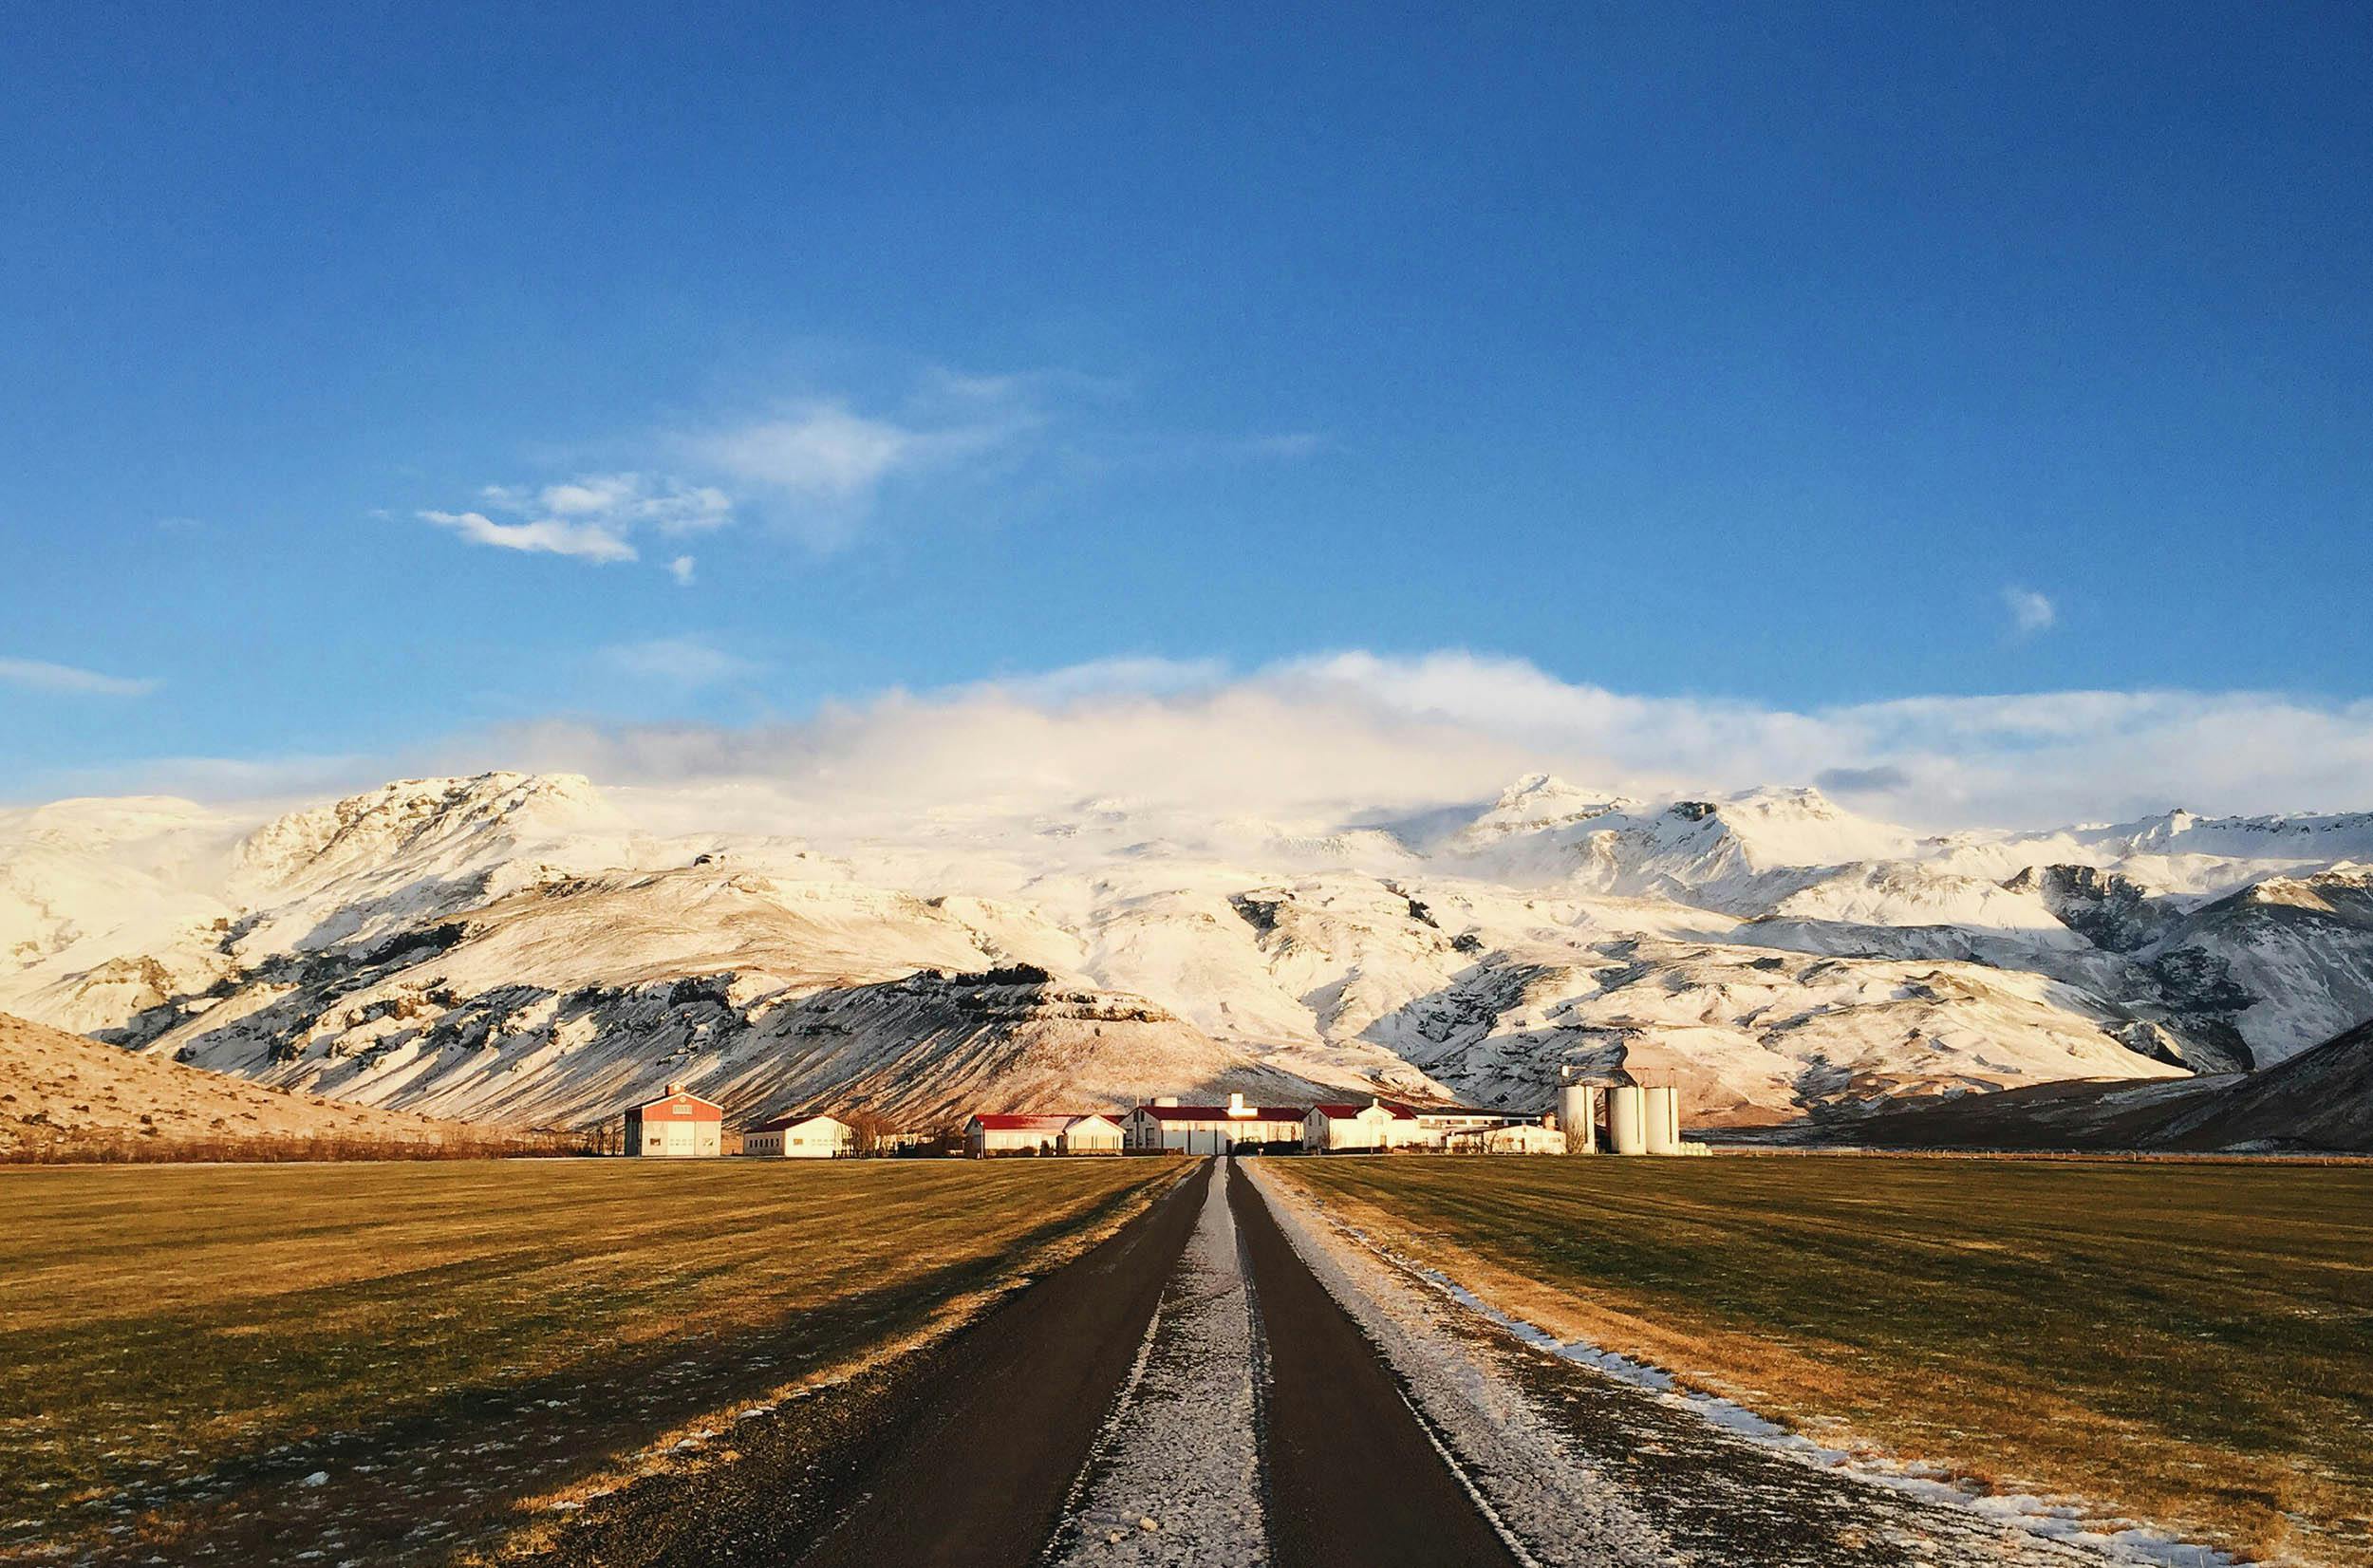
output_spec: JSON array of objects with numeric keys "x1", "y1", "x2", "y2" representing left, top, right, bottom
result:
[
  {"x1": 1304, "y1": 1098, "x2": 1423, "y2": 1152},
  {"x1": 1415, "y1": 1108, "x2": 1543, "y2": 1140},
  {"x1": 623, "y1": 1083, "x2": 723, "y2": 1158},
  {"x1": 1121, "y1": 1092, "x2": 1306, "y2": 1153},
  {"x1": 1058, "y1": 1113, "x2": 1126, "y2": 1155},
  {"x1": 1440, "y1": 1121, "x2": 1568, "y2": 1154},
  {"x1": 742, "y1": 1111, "x2": 855, "y2": 1158},
  {"x1": 965, "y1": 1112, "x2": 1098, "y2": 1157}
]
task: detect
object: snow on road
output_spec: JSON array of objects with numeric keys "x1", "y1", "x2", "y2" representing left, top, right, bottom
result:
[
  {"x1": 1046, "y1": 1160, "x2": 1266, "y2": 1565},
  {"x1": 1245, "y1": 1163, "x2": 2233, "y2": 1568}
]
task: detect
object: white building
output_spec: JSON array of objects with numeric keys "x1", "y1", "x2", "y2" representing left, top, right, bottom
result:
[
  {"x1": 1121, "y1": 1092, "x2": 1307, "y2": 1153},
  {"x1": 1440, "y1": 1121, "x2": 1568, "y2": 1154},
  {"x1": 743, "y1": 1111, "x2": 856, "y2": 1158},
  {"x1": 1058, "y1": 1113, "x2": 1126, "y2": 1155},
  {"x1": 1303, "y1": 1098, "x2": 1423, "y2": 1152},
  {"x1": 965, "y1": 1112, "x2": 1076, "y2": 1156},
  {"x1": 1414, "y1": 1108, "x2": 1541, "y2": 1141}
]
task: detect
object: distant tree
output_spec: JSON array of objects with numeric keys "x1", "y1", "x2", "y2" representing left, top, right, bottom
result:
[{"x1": 840, "y1": 1107, "x2": 901, "y2": 1155}]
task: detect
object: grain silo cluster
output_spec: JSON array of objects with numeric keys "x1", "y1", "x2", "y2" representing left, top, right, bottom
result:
[{"x1": 1553, "y1": 1074, "x2": 1705, "y2": 1155}]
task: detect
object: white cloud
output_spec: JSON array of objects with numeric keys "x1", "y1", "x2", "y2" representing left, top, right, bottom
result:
[
  {"x1": 2003, "y1": 586, "x2": 2058, "y2": 637},
  {"x1": 28, "y1": 646, "x2": 2373, "y2": 832},
  {"x1": 600, "y1": 637, "x2": 763, "y2": 688},
  {"x1": 464, "y1": 651, "x2": 2373, "y2": 833},
  {"x1": 481, "y1": 474, "x2": 733, "y2": 535},
  {"x1": 0, "y1": 658, "x2": 159, "y2": 698},
  {"x1": 668, "y1": 555, "x2": 697, "y2": 588},
  {"x1": 420, "y1": 473, "x2": 733, "y2": 564},
  {"x1": 420, "y1": 509, "x2": 638, "y2": 563}
]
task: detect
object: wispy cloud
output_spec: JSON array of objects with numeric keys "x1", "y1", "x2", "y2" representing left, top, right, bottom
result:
[
  {"x1": 600, "y1": 637, "x2": 763, "y2": 688},
  {"x1": 0, "y1": 657, "x2": 159, "y2": 698},
  {"x1": 415, "y1": 365, "x2": 1307, "y2": 564},
  {"x1": 420, "y1": 510, "x2": 638, "y2": 563},
  {"x1": 674, "y1": 387, "x2": 1042, "y2": 548},
  {"x1": 667, "y1": 555, "x2": 697, "y2": 588},
  {"x1": 482, "y1": 474, "x2": 732, "y2": 535},
  {"x1": 420, "y1": 474, "x2": 731, "y2": 564},
  {"x1": 2003, "y1": 586, "x2": 2057, "y2": 637}
]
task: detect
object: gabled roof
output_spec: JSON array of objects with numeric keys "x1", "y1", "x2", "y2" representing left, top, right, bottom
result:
[
  {"x1": 1063, "y1": 1112, "x2": 1125, "y2": 1129},
  {"x1": 627, "y1": 1089, "x2": 723, "y2": 1113},
  {"x1": 1133, "y1": 1103, "x2": 1308, "y2": 1121},
  {"x1": 967, "y1": 1112, "x2": 1083, "y2": 1131},
  {"x1": 750, "y1": 1111, "x2": 850, "y2": 1133},
  {"x1": 1310, "y1": 1100, "x2": 1418, "y2": 1120}
]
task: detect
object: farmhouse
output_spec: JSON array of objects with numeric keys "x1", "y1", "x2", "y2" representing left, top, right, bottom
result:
[
  {"x1": 1058, "y1": 1113, "x2": 1126, "y2": 1155},
  {"x1": 1121, "y1": 1092, "x2": 1306, "y2": 1153},
  {"x1": 623, "y1": 1082, "x2": 723, "y2": 1158},
  {"x1": 965, "y1": 1111, "x2": 1132, "y2": 1156},
  {"x1": 1303, "y1": 1098, "x2": 1422, "y2": 1152},
  {"x1": 742, "y1": 1111, "x2": 855, "y2": 1158}
]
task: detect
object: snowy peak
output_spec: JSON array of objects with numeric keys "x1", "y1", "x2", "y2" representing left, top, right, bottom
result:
[
  {"x1": 1686, "y1": 787, "x2": 1916, "y2": 870},
  {"x1": 1447, "y1": 774, "x2": 1635, "y2": 850},
  {"x1": 2108, "y1": 807, "x2": 2373, "y2": 862},
  {"x1": 234, "y1": 773, "x2": 614, "y2": 894}
]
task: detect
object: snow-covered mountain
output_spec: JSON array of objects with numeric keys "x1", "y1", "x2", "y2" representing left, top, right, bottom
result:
[{"x1": 5, "y1": 771, "x2": 2371, "y2": 1133}]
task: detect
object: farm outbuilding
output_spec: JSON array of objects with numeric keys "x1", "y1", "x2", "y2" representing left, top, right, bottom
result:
[
  {"x1": 1121, "y1": 1092, "x2": 1306, "y2": 1153},
  {"x1": 1441, "y1": 1121, "x2": 1568, "y2": 1154},
  {"x1": 742, "y1": 1112, "x2": 855, "y2": 1158},
  {"x1": 965, "y1": 1112, "x2": 1077, "y2": 1157},
  {"x1": 1057, "y1": 1113, "x2": 1126, "y2": 1155},
  {"x1": 1303, "y1": 1098, "x2": 1422, "y2": 1152},
  {"x1": 623, "y1": 1083, "x2": 723, "y2": 1158}
]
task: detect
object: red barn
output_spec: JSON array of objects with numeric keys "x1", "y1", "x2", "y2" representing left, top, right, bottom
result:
[{"x1": 623, "y1": 1082, "x2": 723, "y2": 1158}]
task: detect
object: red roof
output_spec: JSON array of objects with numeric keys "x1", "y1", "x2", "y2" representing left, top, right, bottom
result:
[
  {"x1": 1311, "y1": 1101, "x2": 1418, "y2": 1120},
  {"x1": 1133, "y1": 1103, "x2": 1307, "y2": 1121},
  {"x1": 968, "y1": 1113, "x2": 1085, "y2": 1131},
  {"x1": 628, "y1": 1090, "x2": 722, "y2": 1116}
]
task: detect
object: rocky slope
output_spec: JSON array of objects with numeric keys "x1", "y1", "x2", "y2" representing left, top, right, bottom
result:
[{"x1": 4, "y1": 771, "x2": 2369, "y2": 1135}]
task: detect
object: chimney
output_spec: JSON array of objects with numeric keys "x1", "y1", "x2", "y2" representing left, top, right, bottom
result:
[{"x1": 1227, "y1": 1091, "x2": 1247, "y2": 1116}]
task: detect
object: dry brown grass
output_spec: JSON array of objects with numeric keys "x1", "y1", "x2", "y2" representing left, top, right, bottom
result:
[
  {"x1": 1274, "y1": 1155, "x2": 2373, "y2": 1567},
  {"x1": 3, "y1": 1156, "x2": 1179, "y2": 1565}
]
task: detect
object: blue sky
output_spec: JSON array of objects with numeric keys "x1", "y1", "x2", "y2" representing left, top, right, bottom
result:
[{"x1": 4, "y1": 3, "x2": 2370, "y2": 809}]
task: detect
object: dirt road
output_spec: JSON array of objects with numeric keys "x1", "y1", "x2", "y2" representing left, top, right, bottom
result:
[{"x1": 533, "y1": 1159, "x2": 2206, "y2": 1568}]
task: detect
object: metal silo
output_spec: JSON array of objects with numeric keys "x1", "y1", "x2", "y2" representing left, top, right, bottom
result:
[
  {"x1": 1643, "y1": 1085, "x2": 1680, "y2": 1154},
  {"x1": 1556, "y1": 1083, "x2": 1597, "y2": 1153},
  {"x1": 1607, "y1": 1085, "x2": 1647, "y2": 1155}
]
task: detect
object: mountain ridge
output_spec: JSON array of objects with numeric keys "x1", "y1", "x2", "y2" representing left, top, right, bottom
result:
[{"x1": 5, "y1": 769, "x2": 2370, "y2": 1138}]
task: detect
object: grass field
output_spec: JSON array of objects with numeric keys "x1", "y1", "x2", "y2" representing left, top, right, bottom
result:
[
  {"x1": 3, "y1": 1156, "x2": 1176, "y2": 1565},
  {"x1": 1271, "y1": 1155, "x2": 2373, "y2": 1567}
]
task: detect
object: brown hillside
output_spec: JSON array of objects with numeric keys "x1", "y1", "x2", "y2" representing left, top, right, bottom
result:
[{"x1": 0, "y1": 1012, "x2": 476, "y2": 1156}]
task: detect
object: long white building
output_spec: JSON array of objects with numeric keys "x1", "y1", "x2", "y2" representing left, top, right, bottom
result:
[
  {"x1": 963, "y1": 1111, "x2": 1129, "y2": 1156},
  {"x1": 1121, "y1": 1092, "x2": 1306, "y2": 1153},
  {"x1": 742, "y1": 1111, "x2": 855, "y2": 1158}
]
